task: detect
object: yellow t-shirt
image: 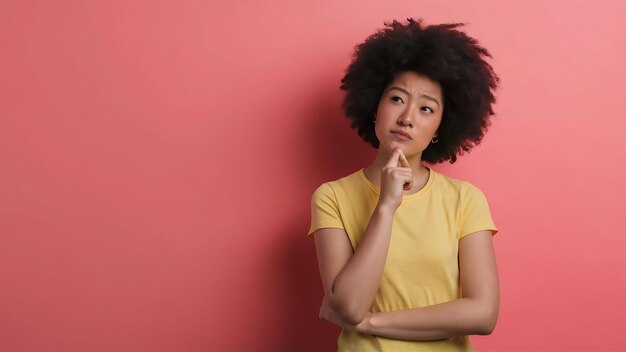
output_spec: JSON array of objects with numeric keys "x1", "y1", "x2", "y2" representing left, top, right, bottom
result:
[{"x1": 308, "y1": 167, "x2": 498, "y2": 352}]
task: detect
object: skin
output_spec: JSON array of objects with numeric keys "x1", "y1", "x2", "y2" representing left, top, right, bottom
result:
[
  {"x1": 314, "y1": 71, "x2": 500, "y2": 340},
  {"x1": 363, "y1": 70, "x2": 443, "y2": 198}
]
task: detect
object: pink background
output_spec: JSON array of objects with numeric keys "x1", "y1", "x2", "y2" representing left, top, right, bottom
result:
[{"x1": 1, "y1": 0, "x2": 625, "y2": 351}]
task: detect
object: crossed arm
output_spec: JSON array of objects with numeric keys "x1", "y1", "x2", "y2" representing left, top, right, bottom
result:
[{"x1": 314, "y1": 215, "x2": 499, "y2": 341}]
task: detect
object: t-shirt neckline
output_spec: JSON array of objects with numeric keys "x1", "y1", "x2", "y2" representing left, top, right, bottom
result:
[{"x1": 358, "y1": 166, "x2": 435, "y2": 199}]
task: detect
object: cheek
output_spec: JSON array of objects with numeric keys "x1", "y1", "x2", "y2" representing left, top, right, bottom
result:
[
  {"x1": 373, "y1": 107, "x2": 390, "y2": 134},
  {"x1": 423, "y1": 115, "x2": 442, "y2": 133},
  {"x1": 374, "y1": 123, "x2": 386, "y2": 146}
]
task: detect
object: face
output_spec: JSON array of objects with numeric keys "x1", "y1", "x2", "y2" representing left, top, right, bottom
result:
[{"x1": 374, "y1": 71, "x2": 443, "y2": 158}]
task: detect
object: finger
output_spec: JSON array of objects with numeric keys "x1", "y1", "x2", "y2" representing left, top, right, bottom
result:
[
  {"x1": 390, "y1": 170, "x2": 412, "y2": 189},
  {"x1": 396, "y1": 151, "x2": 412, "y2": 189},
  {"x1": 403, "y1": 178, "x2": 413, "y2": 190},
  {"x1": 392, "y1": 169, "x2": 413, "y2": 190},
  {"x1": 395, "y1": 173, "x2": 413, "y2": 189},
  {"x1": 385, "y1": 149, "x2": 401, "y2": 168},
  {"x1": 391, "y1": 169, "x2": 412, "y2": 177},
  {"x1": 398, "y1": 150, "x2": 411, "y2": 168}
]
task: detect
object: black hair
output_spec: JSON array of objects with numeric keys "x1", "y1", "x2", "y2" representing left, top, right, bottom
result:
[{"x1": 340, "y1": 18, "x2": 499, "y2": 163}]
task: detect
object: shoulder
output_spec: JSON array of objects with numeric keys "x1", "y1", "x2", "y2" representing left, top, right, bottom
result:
[
  {"x1": 433, "y1": 170, "x2": 497, "y2": 238},
  {"x1": 311, "y1": 169, "x2": 363, "y2": 198},
  {"x1": 309, "y1": 170, "x2": 364, "y2": 235},
  {"x1": 432, "y1": 169, "x2": 486, "y2": 198}
]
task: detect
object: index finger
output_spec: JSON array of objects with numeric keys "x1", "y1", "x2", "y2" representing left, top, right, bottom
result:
[
  {"x1": 398, "y1": 150, "x2": 410, "y2": 168},
  {"x1": 385, "y1": 149, "x2": 401, "y2": 168}
]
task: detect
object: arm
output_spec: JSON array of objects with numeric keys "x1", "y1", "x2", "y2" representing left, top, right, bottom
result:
[
  {"x1": 321, "y1": 230, "x2": 499, "y2": 340},
  {"x1": 315, "y1": 203, "x2": 395, "y2": 325},
  {"x1": 315, "y1": 149, "x2": 413, "y2": 325}
]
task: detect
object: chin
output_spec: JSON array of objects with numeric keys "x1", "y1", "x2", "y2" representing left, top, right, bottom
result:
[
  {"x1": 399, "y1": 147, "x2": 424, "y2": 159},
  {"x1": 386, "y1": 142, "x2": 409, "y2": 153},
  {"x1": 386, "y1": 141, "x2": 403, "y2": 151}
]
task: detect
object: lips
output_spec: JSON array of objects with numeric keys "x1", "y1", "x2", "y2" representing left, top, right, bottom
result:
[{"x1": 391, "y1": 130, "x2": 412, "y2": 140}]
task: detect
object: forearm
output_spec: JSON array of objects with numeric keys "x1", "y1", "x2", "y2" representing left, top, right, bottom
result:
[
  {"x1": 330, "y1": 203, "x2": 395, "y2": 323},
  {"x1": 358, "y1": 298, "x2": 498, "y2": 341}
]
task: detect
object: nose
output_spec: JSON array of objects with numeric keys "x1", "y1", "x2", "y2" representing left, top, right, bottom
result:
[{"x1": 397, "y1": 107, "x2": 414, "y2": 128}]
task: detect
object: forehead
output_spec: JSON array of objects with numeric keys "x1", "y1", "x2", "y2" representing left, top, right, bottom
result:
[{"x1": 388, "y1": 71, "x2": 442, "y2": 98}]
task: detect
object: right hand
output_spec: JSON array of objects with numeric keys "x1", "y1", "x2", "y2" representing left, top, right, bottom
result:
[{"x1": 378, "y1": 148, "x2": 414, "y2": 210}]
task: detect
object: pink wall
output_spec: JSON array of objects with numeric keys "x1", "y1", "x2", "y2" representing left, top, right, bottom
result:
[{"x1": 1, "y1": 0, "x2": 625, "y2": 351}]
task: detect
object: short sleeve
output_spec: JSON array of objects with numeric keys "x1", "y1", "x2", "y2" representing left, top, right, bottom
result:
[
  {"x1": 458, "y1": 183, "x2": 498, "y2": 239},
  {"x1": 307, "y1": 183, "x2": 345, "y2": 240}
]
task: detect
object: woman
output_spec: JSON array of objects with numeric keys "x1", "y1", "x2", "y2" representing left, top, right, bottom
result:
[{"x1": 308, "y1": 19, "x2": 500, "y2": 351}]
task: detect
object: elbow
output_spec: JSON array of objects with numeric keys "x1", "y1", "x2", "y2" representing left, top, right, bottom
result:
[
  {"x1": 338, "y1": 313, "x2": 365, "y2": 326},
  {"x1": 342, "y1": 310, "x2": 367, "y2": 326},
  {"x1": 332, "y1": 299, "x2": 368, "y2": 326},
  {"x1": 339, "y1": 306, "x2": 368, "y2": 326},
  {"x1": 475, "y1": 303, "x2": 499, "y2": 335},
  {"x1": 476, "y1": 319, "x2": 496, "y2": 335}
]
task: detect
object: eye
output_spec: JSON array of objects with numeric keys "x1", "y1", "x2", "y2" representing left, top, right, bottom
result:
[
  {"x1": 421, "y1": 106, "x2": 434, "y2": 113},
  {"x1": 391, "y1": 96, "x2": 404, "y2": 104}
]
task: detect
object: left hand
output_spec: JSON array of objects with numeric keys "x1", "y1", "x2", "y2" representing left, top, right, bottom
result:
[{"x1": 319, "y1": 296, "x2": 370, "y2": 333}]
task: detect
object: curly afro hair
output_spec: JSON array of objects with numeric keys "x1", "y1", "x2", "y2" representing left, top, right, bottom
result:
[{"x1": 340, "y1": 18, "x2": 500, "y2": 164}]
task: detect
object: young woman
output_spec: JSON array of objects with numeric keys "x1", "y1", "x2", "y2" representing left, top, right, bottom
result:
[{"x1": 308, "y1": 19, "x2": 500, "y2": 351}]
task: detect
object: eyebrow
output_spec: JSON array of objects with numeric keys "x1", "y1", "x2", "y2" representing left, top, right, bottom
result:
[{"x1": 387, "y1": 87, "x2": 441, "y2": 107}]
